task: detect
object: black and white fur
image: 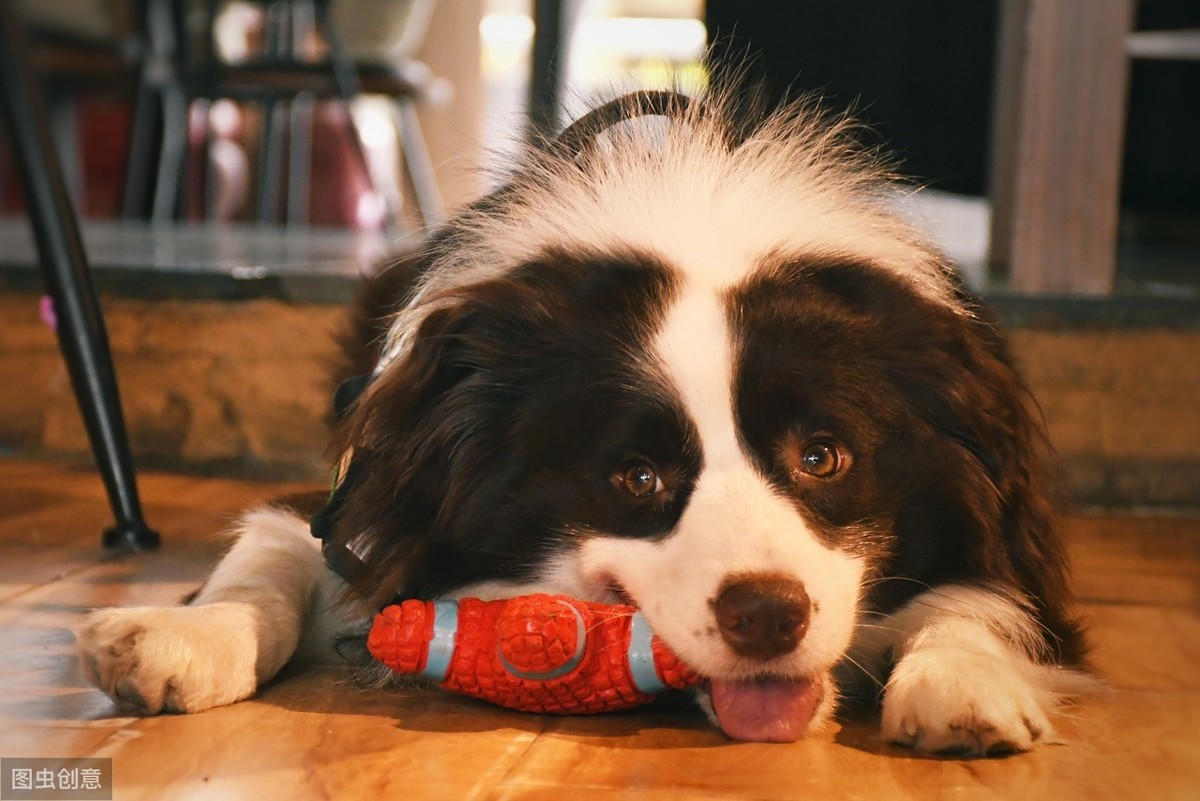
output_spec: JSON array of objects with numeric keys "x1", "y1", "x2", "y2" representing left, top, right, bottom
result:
[{"x1": 77, "y1": 89, "x2": 1092, "y2": 755}]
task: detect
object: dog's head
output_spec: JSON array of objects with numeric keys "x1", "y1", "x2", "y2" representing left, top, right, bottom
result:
[{"x1": 328, "y1": 92, "x2": 1069, "y2": 741}]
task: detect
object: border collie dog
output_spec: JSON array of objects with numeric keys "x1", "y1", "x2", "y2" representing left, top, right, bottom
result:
[{"x1": 77, "y1": 89, "x2": 1092, "y2": 754}]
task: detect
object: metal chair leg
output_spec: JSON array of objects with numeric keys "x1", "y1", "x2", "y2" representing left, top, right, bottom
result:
[
  {"x1": 0, "y1": 0, "x2": 160, "y2": 551},
  {"x1": 257, "y1": 97, "x2": 285, "y2": 221},
  {"x1": 121, "y1": 76, "x2": 159, "y2": 217},
  {"x1": 286, "y1": 92, "x2": 314, "y2": 225},
  {"x1": 394, "y1": 96, "x2": 443, "y2": 228},
  {"x1": 151, "y1": 77, "x2": 188, "y2": 221}
]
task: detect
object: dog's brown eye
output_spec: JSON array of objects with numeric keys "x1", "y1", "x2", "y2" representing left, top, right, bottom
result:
[
  {"x1": 617, "y1": 463, "x2": 661, "y2": 497},
  {"x1": 799, "y1": 442, "x2": 841, "y2": 478}
]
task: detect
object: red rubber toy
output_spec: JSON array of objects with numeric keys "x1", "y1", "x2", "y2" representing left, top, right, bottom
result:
[{"x1": 367, "y1": 594, "x2": 701, "y2": 714}]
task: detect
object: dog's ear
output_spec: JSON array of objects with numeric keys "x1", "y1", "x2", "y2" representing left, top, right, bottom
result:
[
  {"x1": 333, "y1": 248, "x2": 431, "y2": 392},
  {"x1": 326, "y1": 297, "x2": 488, "y2": 608},
  {"x1": 880, "y1": 302, "x2": 1085, "y2": 663}
]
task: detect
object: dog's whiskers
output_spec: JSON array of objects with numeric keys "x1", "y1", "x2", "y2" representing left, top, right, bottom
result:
[{"x1": 838, "y1": 652, "x2": 887, "y2": 693}]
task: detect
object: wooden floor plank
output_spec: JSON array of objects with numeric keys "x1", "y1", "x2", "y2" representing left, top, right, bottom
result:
[
  {"x1": 1082, "y1": 604, "x2": 1200, "y2": 692},
  {"x1": 0, "y1": 460, "x2": 316, "y2": 601},
  {"x1": 0, "y1": 542, "x2": 236, "y2": 765},
  {"x1": 1073, "y1": 568, "x2": 1198, "y2": 608},
  {"x1": 493, "y1": 712, "x2": 945, "y2": 800},
  {"x1": 1, "y1": 461, "x2": 1198, "y2": 800},
  {"x1": 88, "y1": 672, "x2": 547, "y2": 801},
  {"x1": 1066, "y1": 514, "x2": 1200, "y2": 570},
  {"x1": 0, "y1": 462, "x2": 319, "y2": 781},
  {"x1": 941, "y1": 691, "x2": 1200, "y2": 801}
]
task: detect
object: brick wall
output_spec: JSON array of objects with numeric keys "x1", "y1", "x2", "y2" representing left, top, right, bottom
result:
[
  {"x1": 2, "y1": 291, "x2": 1196, "y2": 506},
  {"x1": 1010, "y1": 329, "x2": 1199, "y2": 507},
  {"x1": 0, "y1": 293, "x2": 343, "y2": 477}
]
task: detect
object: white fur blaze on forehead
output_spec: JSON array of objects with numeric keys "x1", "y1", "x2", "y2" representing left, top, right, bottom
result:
[{"x1": 654, "y1": 287, "x2": 742, "y2": 467}]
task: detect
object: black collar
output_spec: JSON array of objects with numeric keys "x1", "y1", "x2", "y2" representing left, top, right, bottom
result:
[{"x1": 310, "y1": 375, "x2": 372, "y2": 585}]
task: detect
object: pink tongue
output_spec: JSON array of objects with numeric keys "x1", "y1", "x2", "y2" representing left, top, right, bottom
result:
[{"x1": 709, "y1": 676, "x2": 824, "y2": 743}]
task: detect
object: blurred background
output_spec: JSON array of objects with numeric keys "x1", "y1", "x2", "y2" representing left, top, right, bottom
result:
[
  {"x1": 1, "y1": 0, "x2": 1196, "y2": 286},
  {"x1": 0, "y1": 0, "x2": 1196, "y2": 509}
]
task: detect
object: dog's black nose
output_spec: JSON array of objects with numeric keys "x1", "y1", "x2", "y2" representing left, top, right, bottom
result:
[{"x1": 715, "y1": 576, "x2": 810, "y2": 660}]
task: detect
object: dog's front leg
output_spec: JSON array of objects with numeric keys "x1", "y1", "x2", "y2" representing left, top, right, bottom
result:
[
  {"x1": 858, "y1": 585, "x2": 1089, "y2": 756},
  {"x1": 76, "y1": 507, "x2": 328, "y2": 714}
]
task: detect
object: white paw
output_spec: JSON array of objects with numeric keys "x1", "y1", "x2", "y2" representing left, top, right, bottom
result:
[
  {"x1": 76, "y1": 604, "x2": 259, "y2": 714},
  {"x1": 881, "y1": 645, "x2": 1054, "y2": 756}
]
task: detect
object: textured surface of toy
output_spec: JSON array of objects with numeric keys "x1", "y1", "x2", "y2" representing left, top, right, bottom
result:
[{"x1": 367, "y1": 593, "x2": 702, "y2": 714}]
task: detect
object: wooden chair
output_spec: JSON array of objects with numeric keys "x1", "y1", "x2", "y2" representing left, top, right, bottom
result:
[{"x1": 189, "y1": 0, "x2": 445, "y2": 229}]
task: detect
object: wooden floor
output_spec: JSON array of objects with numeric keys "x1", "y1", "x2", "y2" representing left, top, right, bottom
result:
[{"x1": 1, "y1": 459, "x2": 1197, "y2": 800}]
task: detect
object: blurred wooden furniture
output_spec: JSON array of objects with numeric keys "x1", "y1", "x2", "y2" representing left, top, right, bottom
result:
[
  {"x1": 989, "y1": 0, "x2": 1136, "y2": 294},
  {"x1": 193, "y1": 0, "x2": 445, "y2": 229}
]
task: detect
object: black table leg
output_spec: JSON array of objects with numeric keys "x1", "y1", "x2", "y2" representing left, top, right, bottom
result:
[{"x1": 0, "y1": 0, "x2": 160, "y2": 551}]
